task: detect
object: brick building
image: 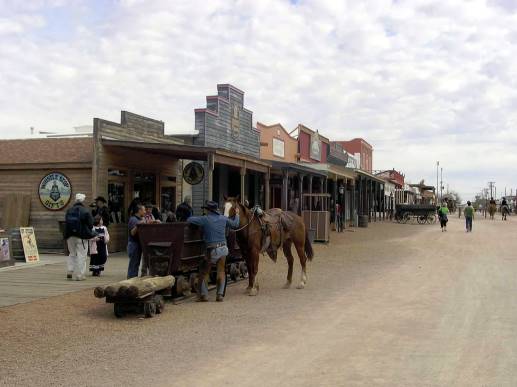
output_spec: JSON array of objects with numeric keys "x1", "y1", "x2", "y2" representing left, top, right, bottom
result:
[{"x1": 335, "y1": 138, "x2": 373, "y2": 172}]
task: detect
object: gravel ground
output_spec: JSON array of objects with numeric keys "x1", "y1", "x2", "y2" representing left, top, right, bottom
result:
[{"x1": 1, "y1": 216, "x2": 517, "y2": 386}]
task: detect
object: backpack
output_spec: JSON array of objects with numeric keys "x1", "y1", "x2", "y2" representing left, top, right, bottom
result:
[{"x1": 65, "y1": 206, "x2": 82, "y2": 237}]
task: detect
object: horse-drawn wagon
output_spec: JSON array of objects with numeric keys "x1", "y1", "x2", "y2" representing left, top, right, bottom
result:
[
  {"x1": 137, "y1": 223, "x2": 247, "y2": 296},
  {"x1": 395, "y1": 204, "x2": 437, "y2": 224}
]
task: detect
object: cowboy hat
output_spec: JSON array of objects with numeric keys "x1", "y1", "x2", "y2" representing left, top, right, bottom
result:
[
  {"x1": 201, "y1": 200, "x2": 219, "y2": 213},
  {"x1": 94, "y1": 196, "x2": 107, "y2": 203}
]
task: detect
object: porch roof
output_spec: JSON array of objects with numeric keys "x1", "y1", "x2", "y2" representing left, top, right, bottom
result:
[
  {"x1": 298, "y1": 162, "x2": 356, "y2": 180},
  {"x1": 269, "y1": 160, "x2": 327, "y2": 177}
]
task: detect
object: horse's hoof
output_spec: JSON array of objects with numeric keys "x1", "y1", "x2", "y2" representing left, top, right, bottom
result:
[
  {"x1": 283, "y1": 282, "x2": 291, "y2": 289},
  {"x1": 296, "y1": 283, "x2": 305, "y2": 289},
  {"x1": 245, "y1": 286, "x2": 252, "y2": 294},
  {"x1": 249, "y1": 288, "x2": 258, "y2": 296}
]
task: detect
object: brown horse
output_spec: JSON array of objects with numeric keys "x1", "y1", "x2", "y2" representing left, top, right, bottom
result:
[
  {"x1": 223, "y1": 196, "x2": 314, "y2": 296},
  {"x1": 489, "y1": 203, "x2": 497, "y2": 220}
]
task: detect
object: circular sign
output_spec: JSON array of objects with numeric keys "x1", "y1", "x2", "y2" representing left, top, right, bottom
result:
[
  {"x1": 183, "y1": 162, "x2": 204, "y2": 185},
  {"x1": 38, "y1": 172, "x2": 72, "y2": 211}
]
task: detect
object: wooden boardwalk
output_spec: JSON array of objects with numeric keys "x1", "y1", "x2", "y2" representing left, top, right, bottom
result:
[{"x1": 0, "y1": 253, "x2": 128, "y2": 308}]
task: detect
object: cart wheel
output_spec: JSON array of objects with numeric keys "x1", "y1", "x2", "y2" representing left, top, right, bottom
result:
[
  {"x1": 114, "y1": 303, "x2": 125, "y2": 318},
  {"x1": 402, "y1": 213, "x2": 410, "y2": 224},
  {"x1": 239, "y1": 262, "x2": 248, "y2": 278},
  {"x1": 189, "y1": 273, "x2": 198, "y2": 293},
  {"x1": 154, "y1": 295, "x2": 165, "y2": 314},
  {"x1": 230, "y1": 263, "x2": 239, "y2": 282},
  {"x1": 426, "y1": 214, "x2": 436, "y2": 224},
  {"x1": 417, "y1": 216, "x2": 426, "y2": 224},
  {"x1": 144, "y1": 302, "x2": 156, "y2": 318}
]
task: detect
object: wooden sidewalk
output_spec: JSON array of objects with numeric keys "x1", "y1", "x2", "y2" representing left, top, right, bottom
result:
[{"x1": 0, "y1": 253, "x2": 128, "y2": 308}]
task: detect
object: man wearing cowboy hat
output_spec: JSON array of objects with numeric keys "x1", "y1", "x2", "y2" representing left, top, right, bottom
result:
[
  {"x1": 187, "y1": 200, "x2": 240, "y2": 302},
  {"x1": 92, "y1": 196, "x2": 110, "y2": 227}
]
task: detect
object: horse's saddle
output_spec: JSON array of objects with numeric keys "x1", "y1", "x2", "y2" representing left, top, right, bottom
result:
[{"x1": 253, "y1": 206, "x2": 296, "y2": 261}]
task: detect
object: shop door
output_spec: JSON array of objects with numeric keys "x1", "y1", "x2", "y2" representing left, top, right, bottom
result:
[{"x1": 133, "y1": 173, "x2": 156, "y2": 204}]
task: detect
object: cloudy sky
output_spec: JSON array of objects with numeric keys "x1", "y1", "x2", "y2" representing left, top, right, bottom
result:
[{"x1": 1, "y1": 0, "x2": 517, "y2": 200}]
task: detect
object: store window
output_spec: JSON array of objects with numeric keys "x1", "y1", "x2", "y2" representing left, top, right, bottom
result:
[
  {"x1": 160, "y1": 186, "x2": 176, "y2": 221},
  {"x1": 133, "y1": 173, "x2": 156, "y2": 204},
  {"x1": 108, "y1": 182, "x2": 125, "y2": 224}
]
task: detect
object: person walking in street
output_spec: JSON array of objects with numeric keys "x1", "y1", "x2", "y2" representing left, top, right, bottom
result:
[
  {"x1": 63, "y1": 193, "x2": 96, "y2": 280},
  {"x1": 127, "y1": 204, "x2": 145, "y2": 279},
  {"x1": 176, "y1": 196, "x2": 193, "y2": 222},
  {"x1": 187, "y1": 200, "x2": 240, "y2": 302},
  {"x1": 92, "y1": 196, "x2": 110, "y2": 227},
  {"x1": 438, "y1": 202, "x2": 449, "y2": 232},
  {"x1": 464, "y1": 201, "x2": 474, "y2": 232},
  {"x1": 88, "y1": 215, "x2": 110, "y2": 276}
]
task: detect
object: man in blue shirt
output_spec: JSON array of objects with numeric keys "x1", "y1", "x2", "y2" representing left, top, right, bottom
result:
[{"x1": 188, "y1": 200, "x2": 240, "y2": 302}]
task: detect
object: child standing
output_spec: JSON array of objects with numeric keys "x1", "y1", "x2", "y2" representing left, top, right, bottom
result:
[{"x1": 89, "y1": 215, "x2": 110, "y2": 276}]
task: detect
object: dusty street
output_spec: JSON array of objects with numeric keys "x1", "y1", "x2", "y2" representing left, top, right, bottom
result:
[{"x1": 1, "y1": 216, "x2": 517, "y2": 387}]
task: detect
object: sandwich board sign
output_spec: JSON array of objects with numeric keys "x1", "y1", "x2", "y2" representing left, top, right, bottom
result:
[{"x1": 20, "y1": 227, "x2": 40, "y2": 263}]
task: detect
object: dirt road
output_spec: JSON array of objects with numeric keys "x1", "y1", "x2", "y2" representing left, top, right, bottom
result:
[{"x1": 2, "y1": 216, "x2": 517, "y2": 386}]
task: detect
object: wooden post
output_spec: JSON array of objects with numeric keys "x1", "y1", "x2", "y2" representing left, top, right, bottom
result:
[
  {"x1": 207, "y1": 153, "x2": 214, "y2": 201},
  {"x1": 264, "y1": 170, "x2": 270, "y2": 210},
  {"x1": 298, "y1": 173, "x2": 304, "y2": 215},
  {"x1": 240, "y1": 162, "x2": 246, "y2": 202}
]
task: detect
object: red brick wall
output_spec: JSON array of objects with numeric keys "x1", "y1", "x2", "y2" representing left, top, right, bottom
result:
[{"x1": 299, "y1": 131, "x2": 311, "y2": 161}]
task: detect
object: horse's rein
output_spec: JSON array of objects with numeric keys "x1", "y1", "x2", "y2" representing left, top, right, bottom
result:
[{"x1": 234, "y1": 208, "x2": 255, "y2": 232}]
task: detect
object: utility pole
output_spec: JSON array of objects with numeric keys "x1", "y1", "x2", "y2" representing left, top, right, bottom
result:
[
  {"x1": 440, "y1": 167, "x2": 443, "y2": 203},
  {"x1": 488, "y1": 181, "x2": 495, "y2": 199},
  {"x1": 436, "y1": 161, "x2": 439, "y2": 205}
]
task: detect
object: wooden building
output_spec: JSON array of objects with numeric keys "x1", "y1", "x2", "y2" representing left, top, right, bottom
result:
[{"x1": 0, "y1": 111, "x2": 215, "y2": 252}]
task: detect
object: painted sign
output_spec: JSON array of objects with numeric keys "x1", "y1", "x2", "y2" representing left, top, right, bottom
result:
[
  {"x1": 0, "y1": 237, "x2": 10, "y2": 263},
  {"x1": 39, "y1": 172, "x2": 72, "y2": 211},
  {"x1": 310, "y1": 133, "x2": 321, "y2": 161},
  {"x1": 20, "y1": 227, "x2": 40, "y2": 263},
  {"x1": 183, "y1": 162, "x2": 204, "y2": 185},
  {"x1": 272, "y1": 138, "x2": 285, "y2": 158},
  {"x1": 231, "y1": 103, "x2": 240, "y2": 138}
]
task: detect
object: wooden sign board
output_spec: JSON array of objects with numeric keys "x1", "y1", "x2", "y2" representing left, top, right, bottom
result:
[
  {"x1": 0, "y1": 236, "x2": 14, "y2": 268},
  {"x1": 19, "y1": 227, "x2": 40, "y2": 263}
]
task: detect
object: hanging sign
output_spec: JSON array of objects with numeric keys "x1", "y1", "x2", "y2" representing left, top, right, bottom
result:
[
  {"x1": 310, "y1": 133, "x2": 321, "y2": 161},
  {"x1": 183, "y1": 162, "x2": 205, "y2": 185},
  {"x1": 38, "y1": 172, "x2": 72, "y2": 211},
  {"x1": 20, "y1": 227, "x2": 40, "y2": 263}
]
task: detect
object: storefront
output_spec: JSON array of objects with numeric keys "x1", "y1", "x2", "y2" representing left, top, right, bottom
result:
[{"x1": 177, "y1": 84, "x2": 271, "y2": 212}]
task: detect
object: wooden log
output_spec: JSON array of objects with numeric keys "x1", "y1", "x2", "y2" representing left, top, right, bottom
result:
[
  {"x1": 94, "y1": 286, "x2": 105, "y2": 298},
  {"x1": 103, "y1": 276, "x2": 152, "y2": 298},
  {"x1": 125, "y1": 276, "x2": 175, "y2": 299}
]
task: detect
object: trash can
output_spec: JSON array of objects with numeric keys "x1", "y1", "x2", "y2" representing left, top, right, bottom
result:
[{"x1": 358, "y1": 215, "x2": 369, "y2": 228}]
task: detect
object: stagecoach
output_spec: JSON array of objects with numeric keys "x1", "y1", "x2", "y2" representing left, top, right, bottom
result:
[{"x1": 395, "y1": 204, "x2": 437, "y2": 224}]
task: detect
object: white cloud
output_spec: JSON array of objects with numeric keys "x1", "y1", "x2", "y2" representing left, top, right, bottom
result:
[{"x1": 0, "y1": 0, "x2": 516, "y2": 199}]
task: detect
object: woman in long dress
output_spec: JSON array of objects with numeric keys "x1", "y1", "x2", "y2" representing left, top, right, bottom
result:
[{"x1": 89, "y1": 215, "x2": 110, "y2": 276}]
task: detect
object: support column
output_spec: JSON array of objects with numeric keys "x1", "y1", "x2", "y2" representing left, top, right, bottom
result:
[
  {"x1": 207, "y1": 153, "x2": 214, "y2": 201},
  {"x1": 298, "y1": 173, "x2": 304, "y2": 215},
  {"x1": 240, "y1": 163, "x2": 246, "y2": 202},
  {"x1": 281, "y1": 169, "x2": 288, "y2": 211},
  {"x1": 264, "y1": 170, "x2": 270, "y2": 210}
]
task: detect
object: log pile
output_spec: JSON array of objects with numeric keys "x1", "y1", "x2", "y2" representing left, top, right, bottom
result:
[{"x1": 94, "y1": 275, "x2": 175, "y2": 299}]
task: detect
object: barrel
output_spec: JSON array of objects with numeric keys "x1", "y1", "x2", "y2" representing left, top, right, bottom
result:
[
  {"x1": 9, "y1": 228, "x2": 25, "y2": 261},
  {"x1": 358, "y1": 215, "x2": 369, "y2": 228}
]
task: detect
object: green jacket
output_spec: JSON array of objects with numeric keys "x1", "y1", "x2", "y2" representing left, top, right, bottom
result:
[{"x1": 464, "y1": 206, "x2": 474, "y2": 218}]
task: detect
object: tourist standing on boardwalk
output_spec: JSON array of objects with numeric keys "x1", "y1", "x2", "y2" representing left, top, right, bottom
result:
[
  {"x1": 176, "y1": 196, "x2": 193, "y2": 221},
  {"x1": 127, "y1": 204, "x2": 145, "y2": 279},
  {"x1": 464, "y1": 201, "x2": 474, "y2": 232},
  {"x1": 187, "y1": 201, "x2": 239, "y2": 302},
  {"x1": 89, "y1": 215, "x2": 110, "y2": 276},
  {"x1": 63, "y1": 193, "x2": 96, "y2": 281},
  {"x1": 438, "y1": 202, "x2": 449, "y2": 232},
  {"x1": 92, "y1": 196, "x2": 110, "y2": 227}
]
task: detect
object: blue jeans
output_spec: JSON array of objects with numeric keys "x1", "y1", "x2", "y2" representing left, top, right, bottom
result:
[
  {"x1": 127, "y1": 242, "x2": 142, "y2": 279},
  {"x1": 465, "y1": 217, "x2": 473, "y2": 231}
]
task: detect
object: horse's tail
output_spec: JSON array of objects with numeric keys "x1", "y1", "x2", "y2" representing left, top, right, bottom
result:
[{"x1": 304, "y1": 229, "x2": 314, "y2": 261}]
